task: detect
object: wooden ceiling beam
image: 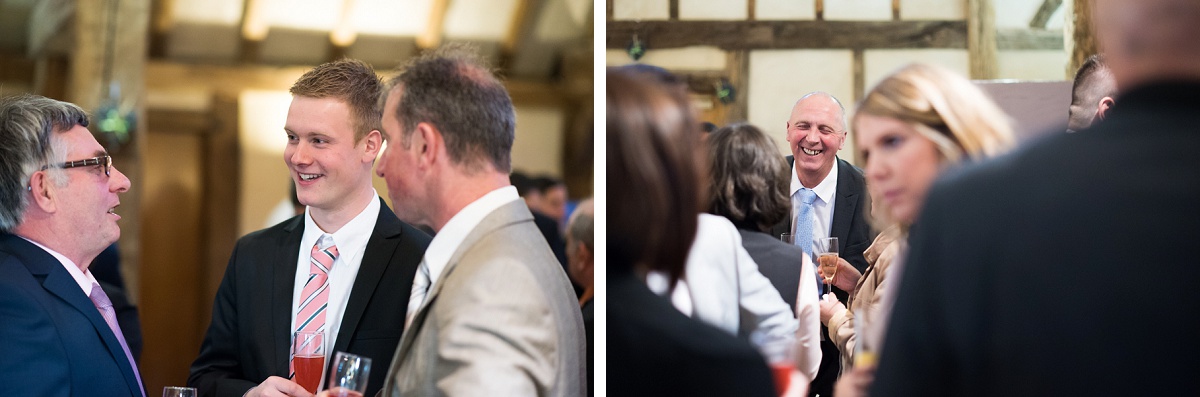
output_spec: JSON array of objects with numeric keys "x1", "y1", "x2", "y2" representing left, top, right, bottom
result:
[
  {"x1": 238, "y1": 0, "x2": 267, "y2": 63},
  {"x1": 417, "y1": 0, "x2": 450, "y2": 49},
  {"x1": 606, "y1": 20, "x2": 967, "y2": 50},
  {"x1": 1029, "y1": 0, "x2": 1063, "y2": 29}
]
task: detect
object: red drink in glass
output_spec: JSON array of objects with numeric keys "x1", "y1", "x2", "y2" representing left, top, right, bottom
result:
[
  {"x1": 771, "y1": 363, "x2": 793, "y2": 395},
  {"x1": 294, "y1": 355, "x2": 324, "y2": 393}
]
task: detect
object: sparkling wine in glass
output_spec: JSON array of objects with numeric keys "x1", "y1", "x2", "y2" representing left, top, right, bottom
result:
[
  {"x1": 292, "y1": 330, "x2": 326, "y2": 394},
  {"x1": 816, "y1": 237, "x2": 839, "y2": 295}
]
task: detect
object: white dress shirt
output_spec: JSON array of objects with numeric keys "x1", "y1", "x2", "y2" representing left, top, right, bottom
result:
[
  {"x1": 790, "y1": 160, "x2": 839, "y2": 240},
  {"x1": 20, "y1": 236, "x2": 99, "y2": 296},
  {"x1": 291, "y1": 193, "x2": 380, "y2": 372},
  {"x1": 408, "y1": 185, "x2": 521, "y2": 317}
]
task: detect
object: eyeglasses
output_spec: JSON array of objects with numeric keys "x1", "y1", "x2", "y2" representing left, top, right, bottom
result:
[{"x1": 43, "y1": 155, "x2": 112, "y2": 177}]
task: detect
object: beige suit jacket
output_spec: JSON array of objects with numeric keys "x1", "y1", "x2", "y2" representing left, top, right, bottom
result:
[
  {"x1": 381, "y1": 200, "x2": 586, "y2": 396},
  {"x1": 827, "y1": 226, "x2": 899, "y2": 372}
]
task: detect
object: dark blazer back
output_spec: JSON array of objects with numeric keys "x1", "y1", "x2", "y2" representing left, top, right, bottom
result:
[
  {"x1": 609, "y1": 268, "x2": 776, "y2": 397},
  {"x1": 0, "y1": 233, "x2": 144, "y2": 397},
  {"x1": 739, "y1": 229, "x2": 805, "y2": 311},
  {"x1": 189, "y1": 200, "x2": 430, "y2": 397}
]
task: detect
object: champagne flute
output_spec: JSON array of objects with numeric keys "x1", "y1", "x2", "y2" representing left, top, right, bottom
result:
[
  {"x1": 815, "y1": 237, "x2": 839, "y2": 296},
  {"x1": 163, "y1": 387, "x2": 197, "y2": 397},
  {"x1": 326, "y1": 351, "x2": 373, "y2": 397},
  {"x1": 292, "y1": 330, "x2": 326, "y2": 394}
]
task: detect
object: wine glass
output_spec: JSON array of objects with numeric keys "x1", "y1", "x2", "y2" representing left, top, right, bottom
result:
[
  {"x1": 292, "y1": 330, "x2": 326, "y2": 394},
  {"x1": 815, "y1": 237, "x2": 839, "y2": 296},
  {"x1": 163, "y1": 387, "x2": 197, "y2": 397},
  {"x1": 326, "y1": 351, "x2": 373, "y2": 397}
]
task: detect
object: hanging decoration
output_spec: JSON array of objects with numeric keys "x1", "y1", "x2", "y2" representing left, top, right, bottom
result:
[
  {"x1": 95, "y1": 0, "x2": 136, "y2": 153},
  {"x1": 715, "y1": 78, "x2": 736, "y2": 105},
  {"x1": 627, "y1": 34, "x2": 646, "y2": 61}
]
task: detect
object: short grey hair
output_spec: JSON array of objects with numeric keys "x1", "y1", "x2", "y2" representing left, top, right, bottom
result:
[
  {"x1": 0, "y1": 94, "x2": 88, "y2": 231},
  {"x1": 799, "y1": 91, "x2": 849, "y2": 131},
  {"x1": 566, "y1": 198, "x2": 594, "y2": 252}
]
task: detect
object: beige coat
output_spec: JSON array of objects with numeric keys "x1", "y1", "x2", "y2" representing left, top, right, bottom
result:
[
  {"x1": 380, "y1": 200, "x2": 587, "y2": 396},
  {"x1": 827, "y1": 226, "x2": 899, "y2": 372}
]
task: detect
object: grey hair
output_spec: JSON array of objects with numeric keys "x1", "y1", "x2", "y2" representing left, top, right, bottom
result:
[
  {"x1": 799, "y1": 91, "x2": 849, "y2": 131},
  {"x1": 566, "y1": 198, "x2": 594, "y2": 252},
  {"x1": 0, "y1": 94, "x2": 88, "y2": 231},
  {"x1": 383, "y1": 43, "x2": 516, "y2": 174}
]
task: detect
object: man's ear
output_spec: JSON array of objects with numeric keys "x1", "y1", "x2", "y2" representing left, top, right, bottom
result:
[
  {"x1": 362, "y1": 129, "x2": 383, "y2": 162},
  {"x1": 413, "y1": 122, "x2": 442, "y2": 167},
  {"x1": 27, "y1": 171, "x2": 57, "y2": 213},
  {"x1": 1096, "y1": 96, "x2": 1115, "y2": 121}
]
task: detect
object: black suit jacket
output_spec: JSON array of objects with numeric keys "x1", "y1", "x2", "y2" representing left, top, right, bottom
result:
[
  {"x1": 608, "y1": 268, "x2": 776, "y2": 397},
  {"x1": 872, "y1": 81, "x2": 1200, "y2": 396},
  {"x1": 189, "y1": 200, "x2": 430, "y2": 397},
  {"x1": 770, "y1": 156, "x2": 874, "y2": 397}
]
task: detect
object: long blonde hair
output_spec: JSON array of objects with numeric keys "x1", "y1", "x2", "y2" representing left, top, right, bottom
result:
[{"x1": 854, "y1": 63, "x2": 1016, "y2": 229}]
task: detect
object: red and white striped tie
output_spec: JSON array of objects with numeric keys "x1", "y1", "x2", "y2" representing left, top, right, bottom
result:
[{"x1": 290, "y1": 237, "x2": 338, "y2": 377}]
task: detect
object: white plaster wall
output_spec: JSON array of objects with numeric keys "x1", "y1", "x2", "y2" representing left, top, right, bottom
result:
[
  {"x1": 748, "y1": 50, "x2": 857, "y2": 165},
  {"x1": 238, "y1": 90, "x2": 292, "y2": 236},
  {"x1": 997, "y1": 50, "x2": 1070, "y2": 81},
  {"x1": 679, "y1": 0, "x2": 747, "y2": 20},
  {"x1": 994, "y1": 0, "x2": 1063, "y2": 29},
  {"x1": 511, "y1": 105, "x2": 567, "y2": 178},
  {"x1": 863, "y1": 49, "x2": 970, "y2": 94},
  {"x1": 900, "y1": 0, "x2": 966, "y2": 20},
  {"x1": 605, "y1": 47, "x2": 727, "y2": 71},
  {"x1": 824, "y1": 0, "x2": 892, "y2": 21},
  {"x1": 756, "y1": 0, "x2": 816, "y2": 20},
  {"x1": 612, "y1": 0, "x2": 669, "y2": 20}
]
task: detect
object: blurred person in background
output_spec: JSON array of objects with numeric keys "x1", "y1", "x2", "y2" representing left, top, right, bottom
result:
[
  {"x1": 705, "y1": 122, "x2": 823, "y2": 386},
  {"x1": 1067, "y1": 54, "x2": 1117, "y2": 133},
  {"x1": 608, "y1": 68, "x2": 776, "y2": 397},
  {"x1": 818, "y1": 62, "x2": 1015, "y2": 397}
]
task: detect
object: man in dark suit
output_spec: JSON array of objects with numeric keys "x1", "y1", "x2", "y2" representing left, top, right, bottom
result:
[
  {"x1": 0, "y1": 94, "x2": 143, "y2": 396},
  {"x1": 769, "y1": 92, "x2": 874, "y2": 397},
  {"x1": 189, "y1": 59, "x2": 430, "y2": 397},
  {"x1": 872, "y1": 1, "x2": 1200, "y2": 395}
]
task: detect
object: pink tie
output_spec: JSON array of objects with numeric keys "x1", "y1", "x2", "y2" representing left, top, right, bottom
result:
[
  {"x1": 89, "y1": 283, "x2": 145, "y2": 397},
  {"x1": 290, "y1": 238, "x2": 338, "y2": 377}
]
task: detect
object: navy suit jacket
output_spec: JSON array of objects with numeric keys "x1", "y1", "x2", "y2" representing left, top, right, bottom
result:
[
  {"x1": 0, "y1": 233, "x2": 143, "y2": 397},
  {"x1": 189, "y1": 200, "x2": 430, "y2": 397}
]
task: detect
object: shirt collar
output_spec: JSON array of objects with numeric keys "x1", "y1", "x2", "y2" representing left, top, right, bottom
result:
[
  {"x1": 423, "y1": 185, "x2": 521, "y2": 287},
  {"x1": 19, "y1": 236, "x2": 99, "y2": 295},
  {"x1": 790, "y1": 157, "x2": 839, "y2": 204},
  {"x1": 301, "y1": 192, "x2": 381, "y2": 261}
]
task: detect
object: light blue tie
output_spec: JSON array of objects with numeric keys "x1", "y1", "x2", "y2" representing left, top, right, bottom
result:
[{"x1": 793, "y1": 188, "x2": 817, "y2": 255}]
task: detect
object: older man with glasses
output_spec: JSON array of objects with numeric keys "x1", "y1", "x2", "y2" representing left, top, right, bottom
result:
[{"x1": 0, "y1": 94, "x2": 142, "y2": 396}]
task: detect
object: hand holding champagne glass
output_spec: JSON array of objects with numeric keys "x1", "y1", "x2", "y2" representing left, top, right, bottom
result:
[
  {"x1": 293, "y1": 330, "x2": 326, "y2": 394},
  {"x1": 815, "y1": 237, "x2": 839, "y2": 296}
]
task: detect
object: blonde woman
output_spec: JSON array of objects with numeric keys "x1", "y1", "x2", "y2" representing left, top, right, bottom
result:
[{"x1": 817, "y1": 63, "x2": 1015, "y2": 395}]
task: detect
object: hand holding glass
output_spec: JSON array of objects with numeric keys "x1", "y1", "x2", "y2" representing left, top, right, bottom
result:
[
  {"x1": 815, "y1": 237, "x2": 839, "y2": 296},
  {"x1": 293, "y1": 330, "x2": 326, "y2": 394},
  {"x1": 326, "y1": 351, "x2": 372, "y2": 397}
]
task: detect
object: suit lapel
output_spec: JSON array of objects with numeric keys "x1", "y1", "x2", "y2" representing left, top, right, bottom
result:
[
  {"x1": 830, "y1": 158, "x2": 860, "y2": 242},
  {"x1": 392, "y1": 200, "x2": 532, "y2": 362},
  {"x1": 273, "y1": 216, "x2": 304, "y2": 375},
  {"x1": 334, "y1": 200, "x2": 407, "y2": 354},
  {"x1": 2, "y1": 234, "x2": 142, "y2": 396}
]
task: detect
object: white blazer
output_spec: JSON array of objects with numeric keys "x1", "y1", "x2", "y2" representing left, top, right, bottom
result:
[{"x1": 648, "y1": 213, "x2": 822, "y2": 382}]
